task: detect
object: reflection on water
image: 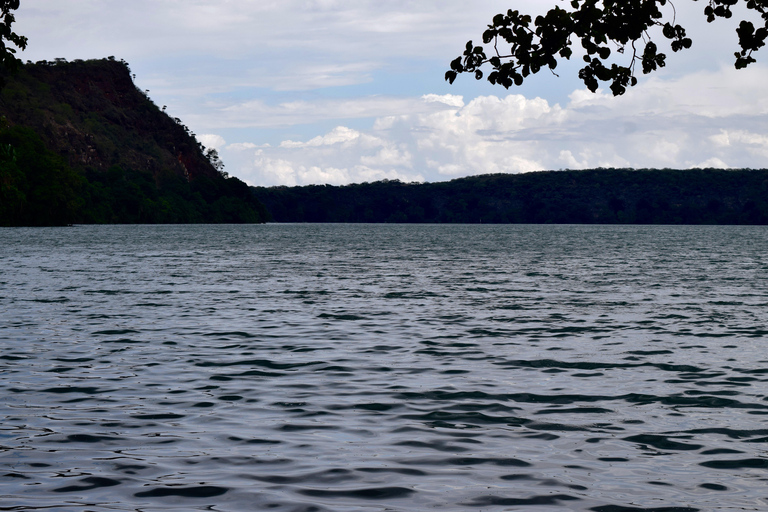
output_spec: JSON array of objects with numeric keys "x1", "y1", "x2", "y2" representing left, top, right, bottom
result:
[{"x1": 1, "y1": 224, "x2": 768, "y2": 511}]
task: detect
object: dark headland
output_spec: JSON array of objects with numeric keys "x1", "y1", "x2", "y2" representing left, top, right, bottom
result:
[
  {"x1": 2, "y1": 58, "x2": 767, "y2": 227},
  {"x1": 0, "y1": 58, "x2": 267, "y2": 226}
]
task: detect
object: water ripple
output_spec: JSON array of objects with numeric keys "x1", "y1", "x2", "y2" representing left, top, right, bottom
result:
[{"x1": 2, "y1": 224, "x2": 768, "y2": 511}]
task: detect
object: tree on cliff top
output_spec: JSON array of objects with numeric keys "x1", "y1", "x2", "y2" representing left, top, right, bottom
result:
[
  {"x1": 1, "y1": 0, "x2": 26, "y2": 83},
  {"x1": 446, "y1": 0, "x2": 768, "y2": 96}
]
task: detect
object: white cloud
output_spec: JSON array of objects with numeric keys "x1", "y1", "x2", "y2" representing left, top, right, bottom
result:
[
  {"x1": 230, "y1": 121, "x2": 427, "y2": 186},
  {"x1": 198, "y1": 134, "x2": 226, "y2": 150},
  {"x1": 247, "y1": 152, "x2": 424, "y2": 186},
  {"x1": 186, "y1": 95, "x2": 468, "y2": 130},
  {"x1": 567, "y1": 67, "x2": 768, "y2": 119},
  {"x1": 17, "y1": 1, "x2": 522, "y2": 90},
  {"x1": 719, "y1": 130, "x2": 768, "y2": 159},
  {"x1": 280, "y1": 126, "x2": 363, "y2": 148},
  {"x1": 252, "y1": 156, "x2": 301, "y2": 187},
  {"x1": 14, "y1": 1, "x2": 768, "y2": 186},
  {"x1": 222, "y1": 64, "x2": 768, "y2": 185},
  {"x1": 422, "y1": 94, "x2": 465, "y2": 108},
  {"x1": 694, "y1": 157, "x2": 730, "y2": 169},
  {"x1": 710, "y1": 130, "x2": 731, "y2": 148},
  {"x1": 227, "y1": 142, "x2": 260, "y2": 151},
  {"x1": 359, "y1": 147, "x2": 413, "y2": 167}
]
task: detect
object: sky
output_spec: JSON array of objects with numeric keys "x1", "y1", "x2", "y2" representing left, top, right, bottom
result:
[{"x1": 14, "y1": 1, "x2": 768, "y2": 186}]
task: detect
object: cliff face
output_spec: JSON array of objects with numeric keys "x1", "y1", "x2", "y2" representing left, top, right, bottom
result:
[
  {"x1": 0, "y1": 58, "x2": 218, "y2": 181},
  {"x1": 0, "y1": 58, "x2": 267, "y2": 226}
]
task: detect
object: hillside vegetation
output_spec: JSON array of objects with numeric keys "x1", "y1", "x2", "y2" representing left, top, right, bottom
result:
[
  {"x1": 0, "y1": 58, "x2": 267, "y2": 226},
  {"x1": 253, "y1": 169, "x2": 768, "y2": 225}
]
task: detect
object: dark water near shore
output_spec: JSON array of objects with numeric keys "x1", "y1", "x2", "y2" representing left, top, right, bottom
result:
[{"x1": 2, "y1": 224, "x2": 768, "y2": 511}]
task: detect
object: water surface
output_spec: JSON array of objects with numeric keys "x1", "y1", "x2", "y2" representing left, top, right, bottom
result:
[{"x1": 2, "y1": 224, "x2": 768, "y2": 511}]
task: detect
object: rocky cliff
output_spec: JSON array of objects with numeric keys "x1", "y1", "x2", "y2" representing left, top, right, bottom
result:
[
  {"x1": 0, "y1": 58, "x2": 266, "y2": 226},
  {"x1": 0, "y1": 58, "x2": 218, "y2": 181}
]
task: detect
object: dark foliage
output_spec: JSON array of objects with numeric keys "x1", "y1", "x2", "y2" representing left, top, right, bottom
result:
[
  {"x1": 0, "y1": 0, "x2": 26, "y2": 87},
  {"x1": 447, "y1": 1, "x2": 768, "y2": 96},
  {"x1": 0, "y1": 126, "x2": 267, "y2": 226},
  {"x1": 0, "y1": 126, "x2": 83, "y2": 226},
  {"x1": 0, "y1": 59, "x2": 267, "y2": 226},
  {"x1": 253, "y1": 169, "x2": 768, "y2": 225},
  {"x1": 0, "y1": 58, "x2": 222, "y2": 179}
]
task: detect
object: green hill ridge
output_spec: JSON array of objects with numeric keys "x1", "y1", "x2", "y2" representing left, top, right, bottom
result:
[
  {"x1": 254, "y1": 168, "x2": 768, "y2": 225},
  {"x1": 3, "y1": 58, "x2": 767, "y2": 227},
  {"x1": 0, "y1": 58, "x2": 267, "y2": 226}
]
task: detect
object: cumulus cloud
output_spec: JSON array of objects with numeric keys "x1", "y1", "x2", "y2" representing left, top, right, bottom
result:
[
  {"x1": 224, "y1": 93, "x2": 565, "y2": 185},
  {"x1": 713, "y1": 130, "x2": 768, "y2": 160},
  {"x1": 422, "y1": 94, "x2": 465, "y2": 108},
  {"x1": 16, "y1": 1, "x2": 768, "y2": 186},
  {"x1": 236, "y1": 126, "x2": 423, "y2": 186},
  {"x1": 223, "y1": 64, "x2": 768, "y2": 186},
  {"x1": 198, "y1": 134, "x2": 226, "y2": 150},
  {"x1": 280, "y1": 126, "x2": 365, "y2": 148},
  {"x1": 360, "y1": 147, "x2": 413, "y2": 167}
]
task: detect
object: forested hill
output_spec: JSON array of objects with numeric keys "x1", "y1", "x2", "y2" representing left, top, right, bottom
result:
[
  {"x1": 0, "y1": 58, "x2": 267, "y2": 226},
  {"x1": 253, "y1": 168, "x2": 768, "y2": 225}
]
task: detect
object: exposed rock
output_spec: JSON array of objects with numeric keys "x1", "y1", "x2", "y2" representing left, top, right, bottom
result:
[{"x1": 0, "y1": 58, "x2": 219, "y2": 181}]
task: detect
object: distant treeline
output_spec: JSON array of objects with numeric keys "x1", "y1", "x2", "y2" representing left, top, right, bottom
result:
[
  {"x1": 0, "y1": 126, "x2": 267, "y2": 226},
  {"x1": 253, "y1": 168, "x2": 768, "y2": 225}
]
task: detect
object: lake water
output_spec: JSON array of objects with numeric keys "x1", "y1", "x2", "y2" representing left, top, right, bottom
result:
[{"x1": 2, "y1": 224, "x2": 768, "y2": 511}]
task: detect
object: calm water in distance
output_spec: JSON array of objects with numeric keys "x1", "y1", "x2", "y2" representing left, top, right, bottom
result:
[{"x1": 2, "y1": 223, "x2": 768, "y2": 511}]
